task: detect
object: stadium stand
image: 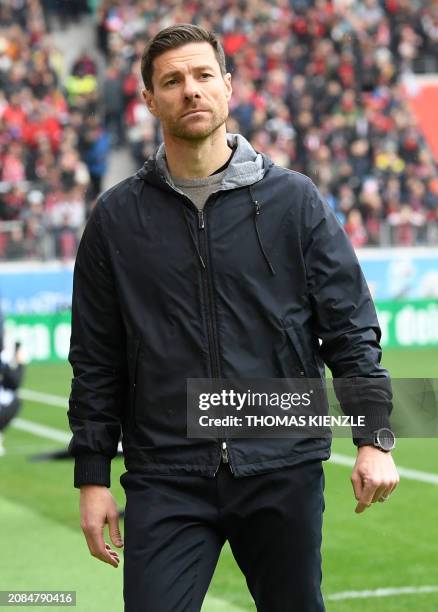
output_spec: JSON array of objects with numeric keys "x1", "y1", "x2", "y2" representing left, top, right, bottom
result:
[
  {"x1": 0, "y1": 0, "x2": 106, "y2": 260},
  {"x1": 1, "y1": 0, "x2": 438, "y2": 259}
]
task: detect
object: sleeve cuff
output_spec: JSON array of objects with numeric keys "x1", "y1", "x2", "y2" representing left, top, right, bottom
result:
[
  {"x1": 352, "y1": 409, "x2": 393, "y2": 447},
  {"x1": 333, "y1": 377, "x2": 393, "y2": 446},
  {"x1": 74, "y1": 454, "x2": 112, "y2": 488}
]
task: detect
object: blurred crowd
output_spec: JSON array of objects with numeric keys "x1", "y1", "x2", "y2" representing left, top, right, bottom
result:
[
  {"x1": 0, "y1": 0, "x2": 108, "y2": 260},
  {"x1": 1, "y1": 0, "x2": 438, "y2": 260}
]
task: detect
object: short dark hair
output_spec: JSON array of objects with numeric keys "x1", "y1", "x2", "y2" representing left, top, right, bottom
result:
[{"x1": 140, "y1": 23, "x2": 227, "y2": 92}]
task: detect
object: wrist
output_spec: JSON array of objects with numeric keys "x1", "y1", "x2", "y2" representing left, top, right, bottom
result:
[{"x1": 357, "y1": 444, "x2": 392, "y2": 455}]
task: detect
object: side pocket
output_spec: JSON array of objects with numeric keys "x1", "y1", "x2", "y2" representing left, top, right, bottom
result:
[
  {"x1": 128, "y1": 338, "x2": 140, "y2": 414},
  {"x1": 284, "y1": 324, "x2": 309, "y2": 377},
  {"x1": 285, "y1": 325, "x2": 329, "y2": 419}
]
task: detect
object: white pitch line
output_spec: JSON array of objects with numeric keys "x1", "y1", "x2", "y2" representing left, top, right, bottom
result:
[
  {"x1": 202, "y1": 596, "x2": 246, "y2": 611},
  {"x1": 327, "y1": 585, "x2": 438, "y2": 601},
  {"x1": 17, "y1": 388, "x2": 438, "y2": 485},
  {"x1": 12, "y1": 417, "x2": 71, "y2": 443},
  {"x1": 11, "y1": 417, "x2": 123, "y2": 452},
  {"x1": 19, "y1": 388, "x2": 67, "y2": 408}
]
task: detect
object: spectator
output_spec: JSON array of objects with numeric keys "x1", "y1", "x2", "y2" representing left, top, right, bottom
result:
[
  {"x1": 103, "y1": 59, "x2": 125, "y2": 147},
  {"x1": 388, "y1": 203, "x2": 425, "y2": 246},
  {"x1": 345, "y1": 209, "x2": 368, "y2": 248},
  {"x1": 4, "y1": 225, "x2": 28, "y2": 259},
  {"x1": 80, "y1": 115, "x2": 111, "y2": 201}
]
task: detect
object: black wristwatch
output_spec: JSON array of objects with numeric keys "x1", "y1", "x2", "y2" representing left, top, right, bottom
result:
[{"x1": 373, "y1": 427, "x2": 396, "y2": 452}]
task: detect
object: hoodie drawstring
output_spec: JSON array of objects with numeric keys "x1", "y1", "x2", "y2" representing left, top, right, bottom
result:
[
  {"x1": 181, "y1": 187, "x2": 275, "y2": 276},
  {"x1": 181, "y1": 204, "x2": 206, "y2": 269},
  {"x1": 248, "y1": 185, "x2": 276, "y2": 276}
]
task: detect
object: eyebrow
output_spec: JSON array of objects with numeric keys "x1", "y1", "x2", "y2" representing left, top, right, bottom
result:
[{"x1": 159, "y1": 65, "x2": 217, "y2": 82}]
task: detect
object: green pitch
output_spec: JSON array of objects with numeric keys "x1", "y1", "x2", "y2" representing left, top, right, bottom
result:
[{"x1": 1, "y1": 348, "x2": 437, "y2": 611}]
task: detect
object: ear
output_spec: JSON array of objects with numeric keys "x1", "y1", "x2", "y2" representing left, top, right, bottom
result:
[
  {"x1": 224, "y1": 73, "x2": 232, "y2": 102},
  {"x1": 142, "y1": 88, "x2": 159, "y2": 117}
]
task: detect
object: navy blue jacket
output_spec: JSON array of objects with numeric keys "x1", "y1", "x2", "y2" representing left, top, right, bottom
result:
[{"x1": 68, "y1": 135, "x2": 392, "y2": 487}]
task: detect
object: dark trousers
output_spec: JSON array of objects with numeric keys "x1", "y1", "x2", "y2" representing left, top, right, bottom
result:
[
  {"x1": 0, "y1": 397, "x2": 20, "y2": 431},
  {"x1": 121, "y1": 459, "x2": 326, "y2": 612}
]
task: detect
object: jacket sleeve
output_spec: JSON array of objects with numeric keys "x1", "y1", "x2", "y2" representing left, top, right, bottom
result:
[
  {"x1": 302, "y1": 180, "x2": 392, "y2": 445},
  {"x1": 68, "y1": 202, "x2": 127, "y2": 487}
]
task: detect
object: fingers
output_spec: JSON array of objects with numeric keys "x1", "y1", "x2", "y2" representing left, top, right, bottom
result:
[
  {"x1": 352, "y1": 449, "x2": 400, "y2": 513},
  {"x1": 79, "y1": 486, "x2": 123, "y2": 568},
  {"x1": 356, "y1": 477, "x2": 397, "y2": 512},
  {"x1": 376, "y1": 467, "x2": 401, "y2": 503},
  {"x1": 81, "y1": 524, "x2": 121, "y2": 568},
  {"x1": 350, "y1": 471, "x2": 363, "y2": 502},
  {"x1": 372, "y1": 483, "x2": 388, "y2": 504},
  {"x1": 380, "y1": 472, "x2": 400, "y2": 501},
  {"x1": 105, "y1": 542, "x2": 122, "y2": 566},
  {"x1": 351, "y1": 470, "x2": 374, "y2": 513},
  {"x1": 355, "y1": 501, "x2": 369, "y2": 513},
  {"x1": 107, "y1": 510, "x2": 124, "y2": 549},
  {"x1": 355, "y1": 480, "x2": 376, "y2": 514}
]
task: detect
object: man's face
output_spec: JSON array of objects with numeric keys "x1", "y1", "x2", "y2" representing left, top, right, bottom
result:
[{"x1": 142, "y1": 42, "x2": 232, "y2": 141}]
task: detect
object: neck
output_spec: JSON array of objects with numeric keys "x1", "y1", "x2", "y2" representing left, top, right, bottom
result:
[{"x1": 163, "y1": 126, "x2": 231, "y2": 179}]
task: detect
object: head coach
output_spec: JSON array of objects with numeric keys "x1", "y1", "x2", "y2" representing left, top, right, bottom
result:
[{"x1": 67, "y1": 23, "x2": 400, "y2": 612}]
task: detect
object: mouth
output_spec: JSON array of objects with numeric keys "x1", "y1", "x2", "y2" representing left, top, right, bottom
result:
[{"x1": 182, "y1": 109, "x2": 208, "y2": 117}]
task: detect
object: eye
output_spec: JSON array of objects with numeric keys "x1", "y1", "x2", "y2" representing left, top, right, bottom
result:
[
  {"x1": 165, "y1": 78, "x2": 177, "y2": 86},
  {"x1": 200, "y1": 73, "x2": 213, "y2": 79}
]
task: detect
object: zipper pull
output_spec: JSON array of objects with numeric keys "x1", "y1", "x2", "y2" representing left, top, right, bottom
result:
[
  {"x1": 221, "y1": 441, "x2": 229, "y2": 463},
  {"x1": 198, "y1": 209, "x2": 205, "y2": 229}
]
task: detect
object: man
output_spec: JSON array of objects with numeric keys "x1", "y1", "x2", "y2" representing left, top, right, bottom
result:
[
  {"x1": 68, "y1": 24, "x2": 399, "y2": 612},
  {"x1": 0, "y1": 311, "x2": 25, "y2": 457}
]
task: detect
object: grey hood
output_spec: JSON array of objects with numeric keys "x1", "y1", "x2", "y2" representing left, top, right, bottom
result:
[{"x1": 154, "y1": 132, "x2": 266, "y2": 191}]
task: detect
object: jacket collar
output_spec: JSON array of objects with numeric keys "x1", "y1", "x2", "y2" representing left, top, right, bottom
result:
[{"x1": 138, "y1": 133, "x2": 270, "y2": 192}]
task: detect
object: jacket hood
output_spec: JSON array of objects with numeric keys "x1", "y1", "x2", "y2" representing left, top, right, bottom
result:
[{"x1": 138, "y1": 133, "x2": 270, "y2": 192}]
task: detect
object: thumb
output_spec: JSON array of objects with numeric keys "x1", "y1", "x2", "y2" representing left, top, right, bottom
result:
[{"x1": 108, "y1": 511, "x2": 124, "y2": 547}]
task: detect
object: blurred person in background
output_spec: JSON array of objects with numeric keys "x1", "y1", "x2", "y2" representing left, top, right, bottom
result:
[
  {"x1": 68, "y1": 24, "x2": 399, "y2": 612},
  {"x1": 4, "y1": 224, "x2": 27, "y2": 259},
  {"x1": 0, "y1": 310, "x2": 25, "y2": 457},
  {"x1": 103, "y1": 59, "x2": 125, "y2": 148},
  {"x1": 79, "y1": 114, "x2": 111, "y2": 201}
]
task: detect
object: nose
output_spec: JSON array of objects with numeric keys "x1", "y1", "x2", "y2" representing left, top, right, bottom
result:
[{"x1": 183, "y1": 76, "x2": 201, "y2": 100}]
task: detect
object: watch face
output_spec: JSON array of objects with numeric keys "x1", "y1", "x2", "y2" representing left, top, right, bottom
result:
[{"x1": 376, "y1": 428, "x2": 396, "y2": 451}]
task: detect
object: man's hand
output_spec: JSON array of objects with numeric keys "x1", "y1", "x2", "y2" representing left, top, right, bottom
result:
[
  {"x1": 79, "y1": 485, "x2": 124, "y2": 568},
  {"x1": 351, "y1": 446, "x2": 400, "y2": 514}
]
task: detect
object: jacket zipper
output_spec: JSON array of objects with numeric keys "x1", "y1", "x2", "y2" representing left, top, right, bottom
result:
[
  {"x1": 198, "y1": 209, "x2": 205, "y2": 229},
  {"x1": 197, "y1": 206, "x2": 221, "y2": 380},
  {"x1": 196, "y1": 200, "x2": 233, "y2": 475},
  {"x1": 157, "y1": 178, "x2": 234, "y2": 473},
  {"x1": 164, "y1": 188, "x2": 233, "y2": 475},
  {"x1": 220, "y1": 440, "x2": 229, "y2": 463}
]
